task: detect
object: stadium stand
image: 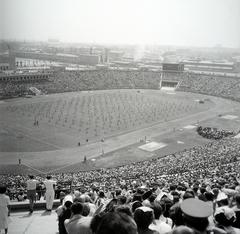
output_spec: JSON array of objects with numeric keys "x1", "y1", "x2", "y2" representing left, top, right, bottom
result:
[
  {"x1": 1, "y1": 137, "x2": 240, "y2": 232},
  {"x1": 178, "y1": 73, "x2": 240, "y2": 101},
  {"x1": 2, "y1": 69, "x2": 240, "y2": 100},
  {"x1": 0, "y1": 70, "x2": 163, "y2": 98}
]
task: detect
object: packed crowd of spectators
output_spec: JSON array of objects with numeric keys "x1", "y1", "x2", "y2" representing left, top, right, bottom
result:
[
  {"x1": 47, "y1": 70, "x2": 161, "y2": 93},
  {"x1": 0, "y1": 70, "x2": 162, "y2": 98},
  {"x1": 2, "y1": 136, "x2": 240, "y2": 233},
  {"x1": 1, "y1": 137, "x2": 239, "y2": 200},
  {"x1": 0, "y1": 120, "x2": 240, "y2": 234},
  {"x1": 2, "y1": 69, "x2": 240, "y2": 101},
  {"x1": 0, "y1": 80, "x2": 51, "y2": 98},
  {"x1": 2, "y1": 69, "x2": 240, "y2": 102},
  {"x1": 178, "y1": 73, "x2": 240, "y2": 101},
  {"x1": 196, "y1": 126, "x2": 235, "y2": 140},
  {"x1": 53, "y1": 176, "x2": 240, "y2": 234}
]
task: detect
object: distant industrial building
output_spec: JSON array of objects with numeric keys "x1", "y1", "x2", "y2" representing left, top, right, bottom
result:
[
  {"x1": 0, "y1": 51, "x2": 16, "y2": 71},
  {"x1": 162, "y1": 63, "x2": 184, "y2": 72},
  {"x1": 108, "y1": 50, "x2": 124, "y2": 61},
  {"x1": 15, "y1": 51, "x2": 100, "y2": 66},
  {"x1": 183, "y1": 60, "x2": 235, "y2": 72}
]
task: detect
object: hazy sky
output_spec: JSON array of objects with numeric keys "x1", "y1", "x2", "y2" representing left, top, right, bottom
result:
[{"x1": 1, "y1": 0, "x2": 240, "y2": 47}]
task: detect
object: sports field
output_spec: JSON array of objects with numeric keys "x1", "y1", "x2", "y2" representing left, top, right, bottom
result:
[{"x1": 0, "y1": 89, "x2": 239, "y2": 174}]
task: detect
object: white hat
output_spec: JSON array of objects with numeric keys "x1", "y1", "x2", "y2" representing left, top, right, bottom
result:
[
  {"x1": 215, "y1": 206, "x2": 236, "y2": 220},
  {"x1": 216, "y1": 192, "x2": 228, "y2": 201}
]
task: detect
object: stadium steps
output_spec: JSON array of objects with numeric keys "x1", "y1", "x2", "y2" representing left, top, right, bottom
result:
[{"x1": 10, "y1": 199, "x2": 61, "y2": 212}]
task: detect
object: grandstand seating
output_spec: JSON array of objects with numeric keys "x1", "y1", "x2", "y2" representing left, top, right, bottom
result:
[
  {"x1": 178, "y1": 73, "x2": 240, "y2": 101},
  {"x1": 2, "y1": 69, "x2": 240, "y2": 101}
]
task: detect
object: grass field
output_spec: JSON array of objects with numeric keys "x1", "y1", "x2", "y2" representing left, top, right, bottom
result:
[{"x1": 0, "y1": 89, "x2": 239, "y2": 174}]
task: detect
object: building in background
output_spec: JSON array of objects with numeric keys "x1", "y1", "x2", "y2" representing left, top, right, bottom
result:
[{"x1": 0, "y1": 46, "x2": 16, "y2": 71}]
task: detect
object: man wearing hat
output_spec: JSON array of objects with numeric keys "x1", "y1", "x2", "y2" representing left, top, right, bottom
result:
[
  {"x1": 142, "y1": 190, "x2": 153, "y2": 207},
  {"x1": 134, "y1": 206, "x2": 159, "y2": 234},
  {"x1": 232, "y1": 194, "x2": 240, "y2": 229},
  {"x1": 214, "y1": 206, "x2": 239, "y2": 234},
  {"x1": 180, "y1": 198, "x2": 226, "y2": 234}
]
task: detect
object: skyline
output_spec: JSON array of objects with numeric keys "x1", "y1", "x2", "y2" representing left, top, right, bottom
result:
[{"x1": 1, "y1": 0, "x2": 240, "y2": 48}]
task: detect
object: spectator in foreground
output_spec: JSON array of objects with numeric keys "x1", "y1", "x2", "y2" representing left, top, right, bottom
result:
[
  {"x1": 180, "y1": 198, "x2": 226, "y2": 234},
  {"x1": 91, "y1": 211, "x2": 137, "y2": 234},
  {"x1": 17, "y1": 191, "x2": 26, "y2": 202},
  {"x1": 64, "y1": 202, "x2": 92, "y2": 234},
  {"x1": 26, "y1": 175, "x2": 38, "y2": 214},
  {"x1": 85, "y1": 194, "x2": 96, "y2": 216},
  {"x1": 232, "y1": 194, "x2": 240, "y2": 229},
  {"x1": 0, "y1": 186, "x2": 10, "y2": 234},
  {"x1": 56, "y1": 194, "x2": 73, "y2": 218},
  {"x1": 58, "y1": 200, "x2": 72, "y2": 234},
  {"x1": 134, "y1": 206, "x2": 159, "y2": 234},
  {"x1": 44, "y1": 175, "x2": 56, "y2": 211},
  {"x1": 214, "y1": 206, "x2": 239, "y2": 234},
  {"x1": 150, "y1": 203, "x2": 171, "y2": 233},
  {"x1": 82, "y1": 203, "x2": 90, "y2": 217}
]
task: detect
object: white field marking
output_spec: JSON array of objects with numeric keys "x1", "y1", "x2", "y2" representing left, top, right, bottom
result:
[
  {"x1": 138, "y1": 141, "x2": 167, "y2": 152},
  {"x1": 177, "y1": 141, "x2": 184, "y2": 144},
  {"x1": 22, "y1": 163, "x2": 46, "y2": 174},
  {"x1": 161, "y1": 87, "x2": 175, "y2": 91},
  {"x1": 183, "y1": 125, "x2": 197, "y2": 129},
  {"x1": 221, "y1": 115, "x2": 238, "y2": 120}
]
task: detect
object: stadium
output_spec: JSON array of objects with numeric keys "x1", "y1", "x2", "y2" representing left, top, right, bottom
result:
[
  {"x1": 2, "y1": 32, "x2": 240, "y2": 234},
  {"x1": 1, "y1": 60, "x2": 240, "y2": 231},
  {"x1": 2, "y1": 0, "x2": 240, "y2": 233}
]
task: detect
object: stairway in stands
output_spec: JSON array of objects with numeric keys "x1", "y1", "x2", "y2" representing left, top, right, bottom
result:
[{"x1": 29, "y1": 87, "x2": 42, "y2": 95}]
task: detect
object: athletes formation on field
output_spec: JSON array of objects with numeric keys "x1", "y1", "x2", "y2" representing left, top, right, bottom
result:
[{"x1": 3, "y1": 91, "x2": 199, "y2": 142}]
